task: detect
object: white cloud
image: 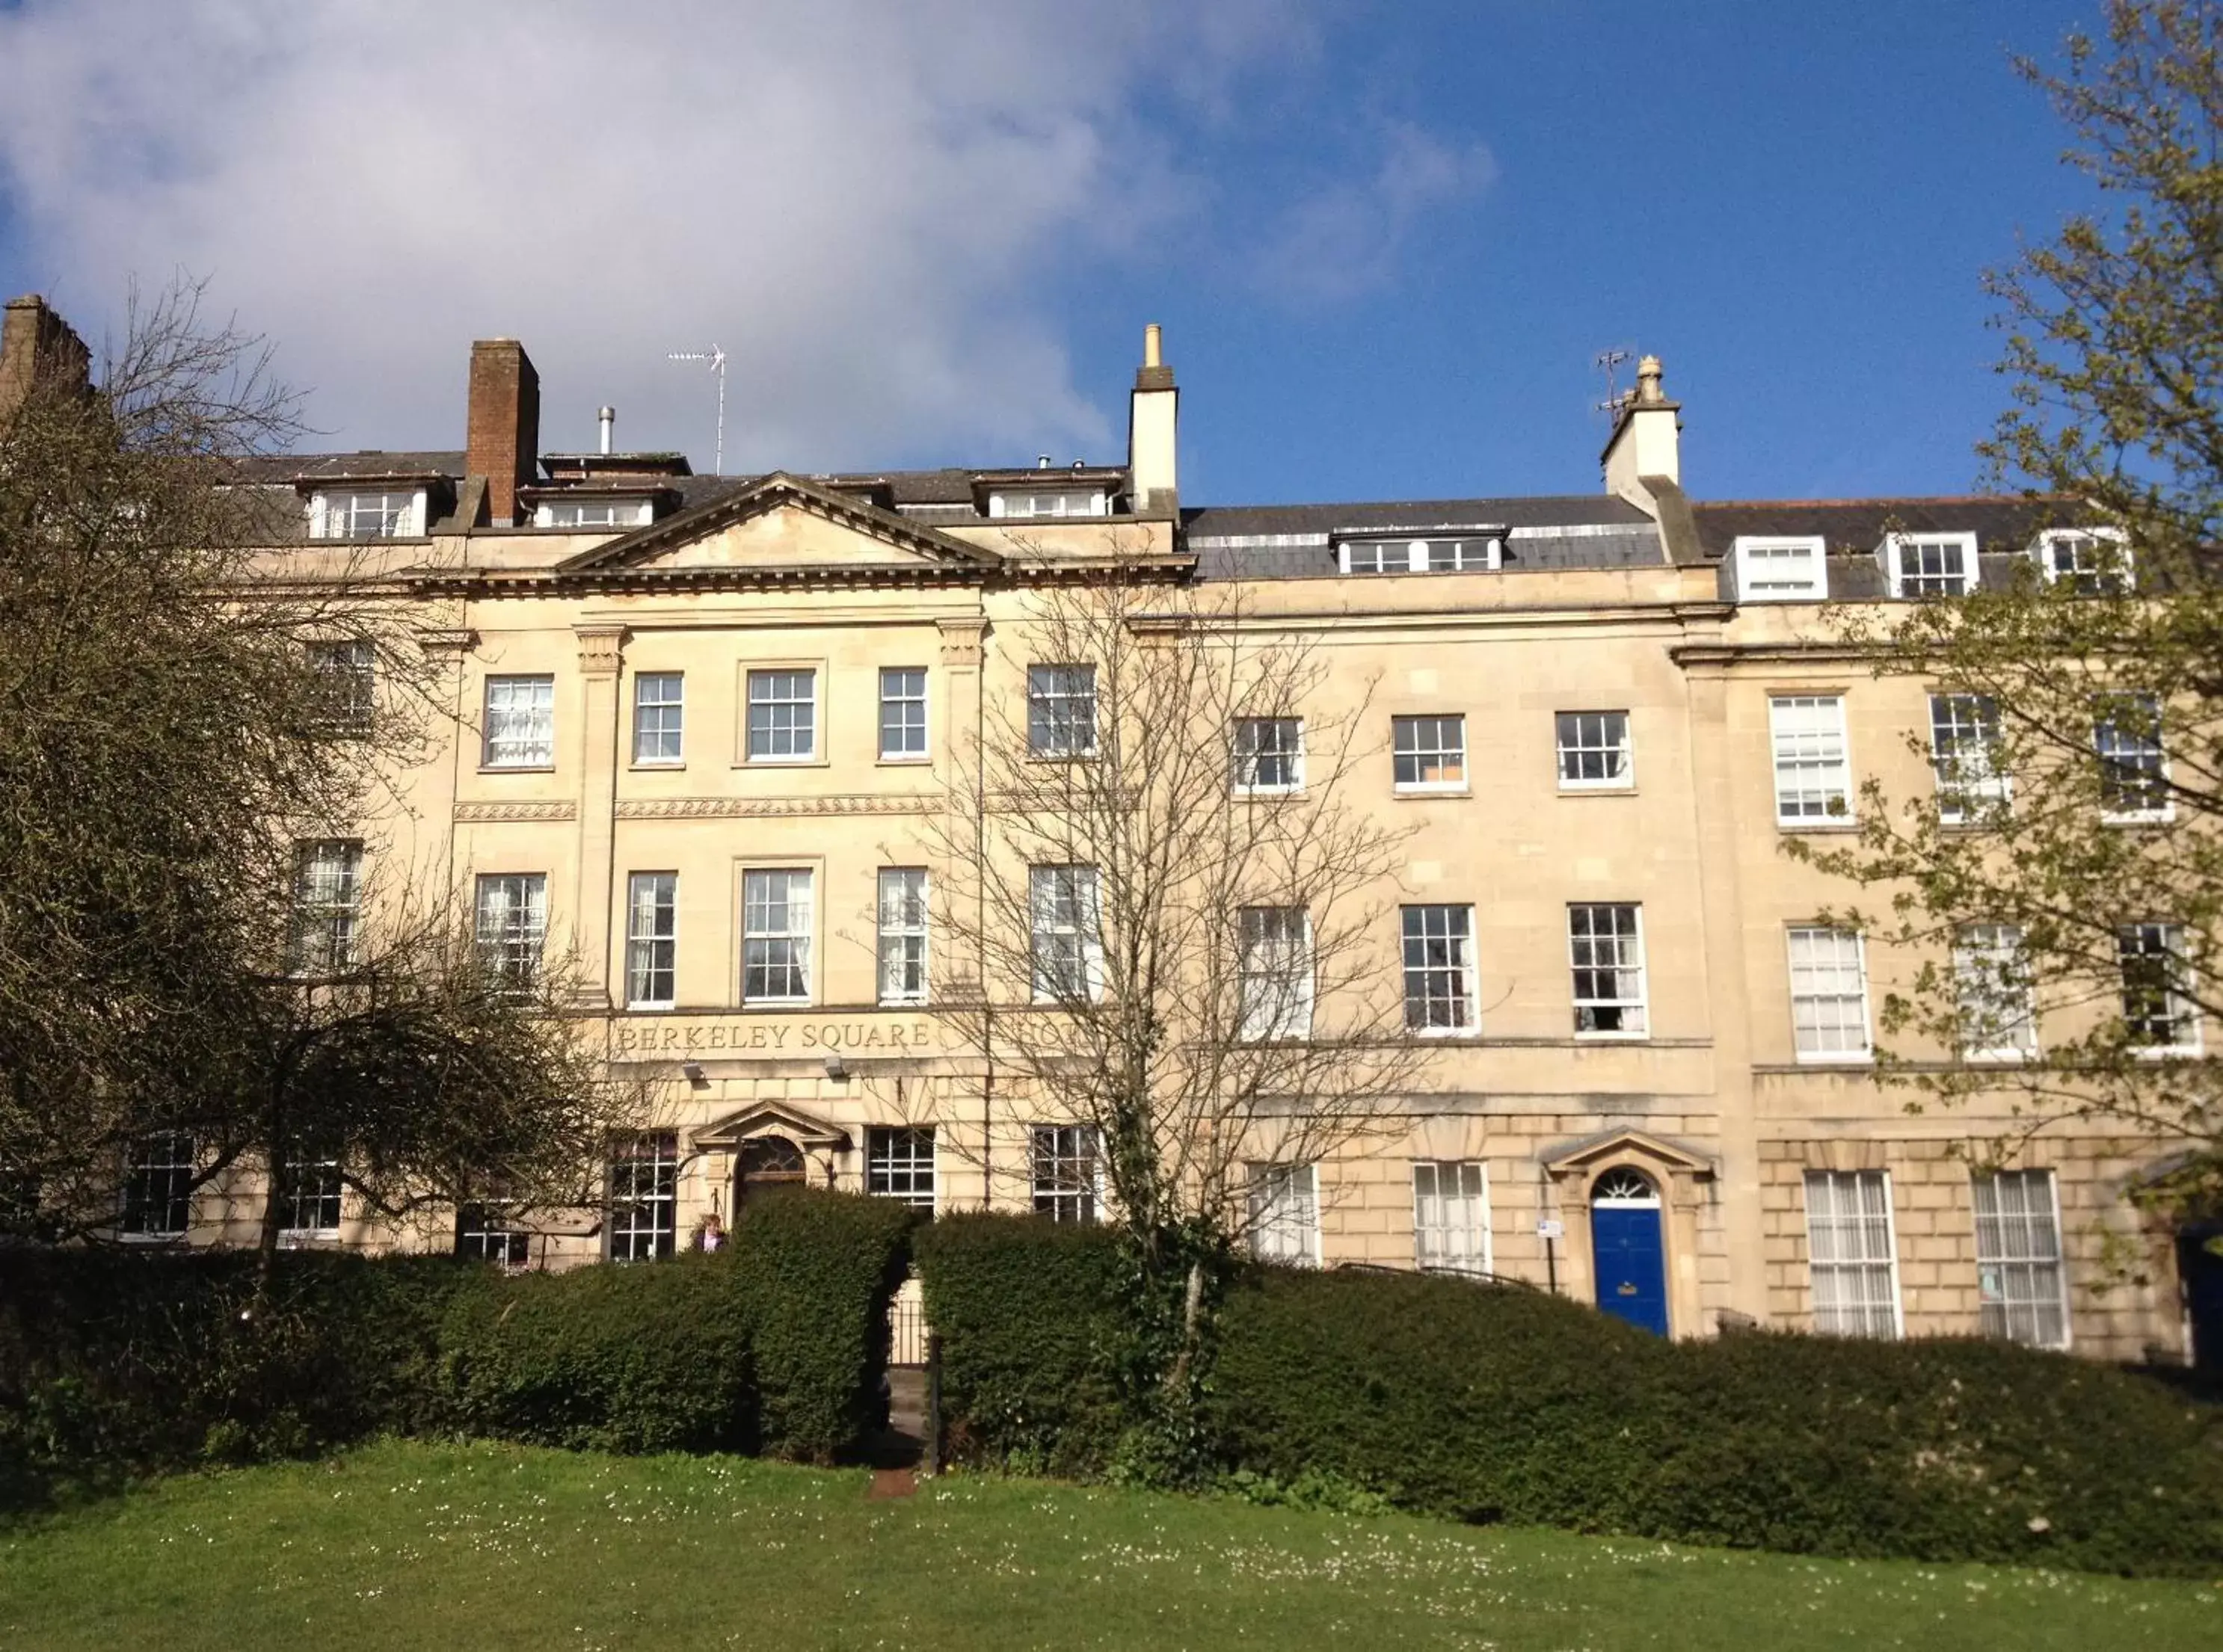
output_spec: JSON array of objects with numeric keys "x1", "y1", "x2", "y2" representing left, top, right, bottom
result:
[
  {"x1": 0, "y1": 0, "x2": 1298, "y2": 466},
  {"x1": 1252, "y1": 123, "x2": 1497, "y2": 306}
]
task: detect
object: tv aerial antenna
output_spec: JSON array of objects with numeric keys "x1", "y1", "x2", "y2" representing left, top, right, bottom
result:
[
  {"x1": 1593, "y1": 347, "x2": 1636, "y2": 420},
  {"x1": 667, "y1": 346, "x2": 728, "y2": 475}
]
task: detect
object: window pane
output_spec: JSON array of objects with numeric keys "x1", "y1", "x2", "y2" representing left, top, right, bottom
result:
[
  {"x1": 1929, "y1": 694, "x2": 2005, "y2": 822},
  {"x1": 746, "y1": 670, "x2": 817, "y2": 760},
  {"x1": 626, "y1": 872, "x2": 677, "y2": 1008},
  {"x1": 292, "y1": 839, "x2": 363, "y2": 974},
  {"x1": 282, "y1": 1148, "x2": 343, "y2": 1235},
  {"x1": 1401, "y1": 904, "x2": 1475, "y2": 1031},
  {"x1": 475, "y1": 873, "x2": 549, "y2": 986},
  {"x1": 484, "y1": 675, "x2": 555, "y2": 768},
  {"x1": 1770, "y1": 696, "x2": 1849, "y2": 823},
  {"x1": 607, "y1": 1133, "x2": 678, "y2": 1260},
  {"x1": 2118, "y1": 922, "x2": 2196, "y2": 1050},
  {"x1": 867, "y1": 1126, "x2": 936, "y2": 1210},
  {"x1": 1555, "y1": 711, "x2": 1631, "y2": 786},
  {"x1": 1413, "y1": 1160, "x2": 1489, "y2": 1273},
  {"x1": 2094, "y1": 693, "x2": 2168, "y2": 817},
  {"x1": 1238, "y1": 905, "x2": 1312, "y2": 1041},
  {"x1": 1392, "y1": 715, "x2": 1466, "y2": 789},
  {"x1": 1031, "y1": 1125, "x2": 1099, "y2": 1223},
  {"x1": 742, "y1": 869, "x2": 813, "y2": 1002},
  {"x1": 1232, "y1": 717, "x2": 1303, "y2": 792},
  {"x1": 1787, "y1": 926, "x2": 1869, "y2": 1058},
  {"x1": 1893, "y1": 536, "x2": 1972, "y2": 599},
  {"x1": 1030, "y1": 865, "x2": 1101, "y2": 1000},
  {"x1": 633, "y1": 673, "x2": 683, "y2": 764},
  {"x1": 1569, "y1": 904, "x2": 1646, "y2": 1035},
  {"x1": 1953, "y1": 923, "x2": 2036, "y2": 1058},
  {"x1": 1247, "y1": 1164, "x2": 1319, "y2": 1264},
  {"x1": 1803, "y1": 1170, "x2": 1899, "y2": 1337},
  {"x1": 1027, "y1": 665, "x2": 1098, "y2": 756},
  {"x1": 879, "y1": 668, "x2": 929, "y2": 759},
  {"x1": 120, "y1": 1132, "x2": 197, "y2": 1237},
  {"x1": 308, "y1": 640, "x2": 375, "y2": 736},
  {"x1": 877, "y1": 868, "x2": 929, "y2": 1005},
  {"x1": 1973, "y1": 1169, "x2": 2068, "y2": 1348}
]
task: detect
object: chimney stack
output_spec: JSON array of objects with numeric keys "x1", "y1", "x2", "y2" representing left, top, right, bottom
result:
[
  {"x1": 1127, "y1": 321, "x2": 1178, "y2": 515},
  {"x1": 599, "y1": 405, "x2": 615, "y2": 456},
  {"x1": 1599, "y1": 351, "x2": 1681, "y2": 514},
  {"x1": 466, "y1": 338, "x2": 541, "y2": 527},
  {"x1": 0, "y1": 294, "x2": 92, "y2": 426}
]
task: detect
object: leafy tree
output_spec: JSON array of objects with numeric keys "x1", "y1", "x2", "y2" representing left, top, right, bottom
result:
[
  {"x1": 914, "y1": 561, "x2": 1420, "y2": 1477},
  {"x1": 1800, "y1": 1, "x2": 2223, "y2": 1221}
]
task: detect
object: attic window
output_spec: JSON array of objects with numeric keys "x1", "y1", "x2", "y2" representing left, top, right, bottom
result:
[
  {"x1": 309, "y1": 489, "x2": 425, "y2": 540},
  {"x1": 1881, "y1": 531, "x2": 1978, "y2": 600},
  {"x1": 1730, "y1": 536, "x2": 1827, "y2": 602},
  {"x1": 988, "y1": 490, "x2": 1106, "y2": 520},
  {"x1": 2032, "y1": 528, "x2": 2132, "y2": 594},
  {"x1": 1337, "y1": 537, "x2": 1503, "y2": 576},
  {"x1": 535, "y1": 497, "x2": 654, "y2": 529}
]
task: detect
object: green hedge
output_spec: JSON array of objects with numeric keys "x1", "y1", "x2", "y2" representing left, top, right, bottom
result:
[
  {"x1": 0, "y1": 1190, "x2": 914, "y2": 1505},
  {"x1": 726, "y1": 1187, "x2": 917, "y2": 1462},
  {"x1": 914, "y1": 1214, "x2": 1127, "y2": 1475},
  {"x1": 917, "y1": 1219, "x2": 2223, "y2": 1575}
]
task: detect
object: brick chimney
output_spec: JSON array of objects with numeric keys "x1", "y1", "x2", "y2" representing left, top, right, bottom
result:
[
  {"x1": 0, "y1": 294, "x2": 93, "y2": 425},
  {"x1": 466, "y1": 338, "x2": 541, "y2": 527}
]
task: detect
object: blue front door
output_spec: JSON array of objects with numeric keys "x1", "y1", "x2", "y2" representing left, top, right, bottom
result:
[{"x1": 1593, "y1": 1203, "x2": 1669, "y2": 1335}]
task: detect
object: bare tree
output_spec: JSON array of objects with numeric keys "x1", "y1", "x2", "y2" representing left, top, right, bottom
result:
[{"x1": 913, "y1": 558, "x2": 1419, "y2": 1460}]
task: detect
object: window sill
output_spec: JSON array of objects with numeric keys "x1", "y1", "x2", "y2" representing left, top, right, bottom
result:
[
  {"x1": 876, "y1": 755, "x2": 933, "y2": 768},
  {"x1": 479, "y1": 764, "x2": 557, "y2": 775},
  {"x1": 1233, "y1": 787, "x2": 1306, "y2": 801},
  {"x1": 2133, "y1": 1044, "x2": 2203, "y2": 1061},
  {"x1": 1406, "y1": 1026, "x2": 1483, "y2": 1041},
  {"x1": 1394, "y1": 786, "x2": 1471, "y2": 801},
  {"x1": 626, "y1": 1001, "x2": 677, "y2": 1014},
  {"x1": 1790, "y1": 1054, "x2": 1876, "y2": 1067},
  {"x1": 1777, "y1": 819, "x2": 1860, "y2": 834},
  {"x1": 119, "y1": 1231, "x2": 185, "y2": 1245},
  {"x1": 630, "y1": 761, "x2": 686, "y2": 774},
  {"x1": 1558, "y1": 783, "x2": 1637, "y2": 796},
  {"x1": 1572, "y1": 1030, "x2": 1649, "y2": 1043},
  {"x1": 2101, "y1": 812, "x2": 2176, "y2": 827},
  {"x1": 734, "y1": 757, "x2": 829, "y2": 771}
]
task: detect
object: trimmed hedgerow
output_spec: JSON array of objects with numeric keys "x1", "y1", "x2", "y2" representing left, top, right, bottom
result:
[
  {"x1": 436, "y1": 1250, "x2": 754, "y2": 1455},
  {"x1": 727, "y1": 1187, "x2": 916, "y2": 1462},
  {"x1": 0, "y1": 1248, "x2": 478, "y2": 1503},
  {"x1": 913, "y1": 1213, "x2": 1125, "y2": 1475}
]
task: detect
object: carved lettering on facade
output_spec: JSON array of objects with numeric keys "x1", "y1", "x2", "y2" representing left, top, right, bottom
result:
[{"x1": 610, "y1": 1015, "x2": 941, "y2": 1058}]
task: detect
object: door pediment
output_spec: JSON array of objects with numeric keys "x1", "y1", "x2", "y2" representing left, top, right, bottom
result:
[
  {"x1": 557, "y1": 471, "x2": 998, "y2": 580},
  {"x1": 692, "y1": 1099, "x2": 850, "y2": 1153}
]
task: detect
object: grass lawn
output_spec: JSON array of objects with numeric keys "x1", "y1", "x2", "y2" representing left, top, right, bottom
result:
[{"x1": 0, "y1": 1440, "x2": 2214, "y2": 1651}]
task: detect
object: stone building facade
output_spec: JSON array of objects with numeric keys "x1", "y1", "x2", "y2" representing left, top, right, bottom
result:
[{"x1": 10, "y1": 294, "x2": 2213, "y2": 1367}]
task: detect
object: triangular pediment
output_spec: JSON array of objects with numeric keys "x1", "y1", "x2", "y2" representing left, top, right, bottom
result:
[
  {"x1": 1540, "y1": 1128, "x2": 1715, "y2": 1178},
  {"x1": 558, "y1": 471, "x2": 997, "y2": 579},
  {"x1": 692, "y1": 1100, "x2": 851, "y2": 1153}
]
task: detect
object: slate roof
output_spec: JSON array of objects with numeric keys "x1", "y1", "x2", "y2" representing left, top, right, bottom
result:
[
  {"x1": 1688, "y1": 496, "x2": 2081, "y2": 559},
  {"x1": 1183, "y1": 494, "x2": 1662, "y2": 579}
]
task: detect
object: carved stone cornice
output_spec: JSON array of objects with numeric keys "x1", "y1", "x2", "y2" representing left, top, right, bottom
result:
[
  {"x1": 574, "y1": 624, "x2": 630, "y2": 676},
  {"x1": 416, "y1": 626, "x2": 479, "y2": 655},
  {"x1": 454, "y1": 801, "x2": 579, "y2": 822},
  {"x1": 615, "y1": 795, "x2": 934, "y2": 820},
  {"x1": 935, "y1": 615, "x2": 989, "y2": 667}
]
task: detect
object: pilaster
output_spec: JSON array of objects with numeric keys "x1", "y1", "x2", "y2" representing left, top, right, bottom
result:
[{"x1": 571, "y1": 624, "x2": 628, "y2": 1006}]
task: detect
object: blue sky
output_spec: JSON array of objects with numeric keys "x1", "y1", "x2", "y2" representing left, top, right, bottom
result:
[{"x1": 0, "y1": 1, "x2": 2106, "y2": 507}]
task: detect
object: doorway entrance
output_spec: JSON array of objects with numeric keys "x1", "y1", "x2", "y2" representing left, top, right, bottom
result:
[
  {"x1": 2181, "y1": 1224, "x2": 2223, "y2": 1372},
  {"x1": 1591, "y1": 1166, "x2": 1669, "y2": 1336},
  {"x1": 734, "y1": 1135, "x2": 806, "y2": 1210}
]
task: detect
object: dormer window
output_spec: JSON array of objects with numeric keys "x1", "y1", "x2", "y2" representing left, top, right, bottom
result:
[
  {"x1": 1881, "y1": 531, "x2": 1978, "y2": 600},
  {"x1": 2032, "y1": 528, "x2": 2132, "y2": 594},
  {"x1": 535, "y1": 496, "x2": 654, "y2": 529},
  {"x1": 1337, "y1": 536, "x2": 1503, "y2": 576},
  {"x1": 1731, "y1": 535, "x2": 1827, "y2": 602},
  {"x1": 309, "y1": 489, "x2": 426, "y2": 540},
  {"x1": 988, "y1": 489, "x2": 1106, "y2": 520}
]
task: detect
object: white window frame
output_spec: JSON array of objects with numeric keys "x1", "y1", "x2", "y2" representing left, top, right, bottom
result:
[
  {"x1": 533, "y1": 496, "x2": 654, "y2": 529},
  {"x1": 1881, "y1": 531, "x2": 1979, "y2": 600},
  {"x1": 1953, "y1": 922, "x2": 2038, "y2": 1062},
  {"x1": 1768, "y1": 694, "x2": 1852, "y2": 827},
  {"x1": 475, "y1": 872, "x2": 549, "y2": 987},
  {"x1": 1554, "y1": 709, "x2": 1633, "y2": 791},
  {"x1": 624, "y1": 872, "x2": 677, "y2": 1011},
  {"x1": 632, "y1": 672, "x2": 684, "y2": 767},
  {"x1": 879, "y1": 667, "x2": 930, "y2": 762},
  {"x1": 1247, "y1": 1163, "x2": 1320, "y2": 1266},
  {"x1": 867, "y1": 1125, "x2": 937, "y2": 1211},
  {"x1": 1029, "y1": 865, "x2": 1104, "y2": 1002},
  {"x1": 1786, "y1": 925, "x2": 1872, "y2": 1063},
  {"x1": 1027, "y1": 664, "x2": 1098, "y2": 758},
  {"x1": 308, "y1": 487, "x2": 427, "y2": 541},
  {"x1": 741, "y1": 868, "x2": 814, "y2": 1005},
  {"x1": 482, "y1": 674, "x2": 556, "y2": 769},
  {"x1": 280, "y1": 1149, "x2": 344, "y2": 1238},
  {"x1": 1568, "y1": 902, "x2": 1647, "y2": 1038},
  {"x1": 1391, "y1": 713, "x2": 1468, "y2": 794},
  {"x1": 1400, "y1": 903, "x2": 1478, "y2": 1035},
  {"x1": 2118, "y1": 922, "x2": 2201, "y2": 1056},
  {"x1": 1337, "y1": 536, "x2": 1502, "y2": 575},
  {"x1": 1232, "y1": 716, "x2": 1305, "y2": 795},
  {"x1": 1973, "y1": 1168, "x2": 2071, "y2": 1349},
  {"x1": 876, "y1": 867, "x2": 929, "y2": 1007},
  {"x1": 988, "y1": 489, "x2": 1107, "y2": 520},
  {"x1": 1030, "y1": 1124, "x2": 1101, "y2": 1224},
  {"x1": 1412, "y1": 1160, "x2": 1491, "y2": 1275},
  {"x1": 1237, "y1": 905, "x2": 1314, "y2": 1042},
  {"x1": 455, "y1": 1201, "x2": 531, "y2": 1267},
  {"x1": 606, "y1": 1132, "x2": 679, "y2": 1262},
  {"x1": 2031, "y1": 526, "x2": 2131, "y2": 592},
  {"x1": 1928, "y1": 692, "x2": 2009, "y2": 824},
  {"x1": 307, "y1": 639, "x2": 375, "y2": 736},
  {"x1": 1802, "y1": 1169, "x2": 1903, "y2": 1338},
  {"x1": 1730, "y1": 535, "x2": 1827, "y2": 602},
  {"x1": 292, "y1": 838, "x2": 363, "y2": 976},
  {"x1": 120, "y1": 1131, "x2": 197, "y2": 1240},
  {"x1": 745, "y1": 668, "x2": 820, "y2": 764},
  {"x1": 2094, "y1": 692, "x2": 2172, "y2": 824}
]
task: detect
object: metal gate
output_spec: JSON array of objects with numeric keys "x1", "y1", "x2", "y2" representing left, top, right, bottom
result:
[{"x1": 888, "y1": 1272, "x2": 931, "y2": 1367}]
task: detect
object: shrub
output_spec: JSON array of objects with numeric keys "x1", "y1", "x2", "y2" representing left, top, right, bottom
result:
[
  {"x1": 914, "y1": 1213, "x2": 1125, "y2": 1474},
  {"x1": 727, "y1": 1188, "x2": 915, "y2": 1462},
  {"x1": 0, "y1": 1248, "x2": 478, "y2": 1503},
  {"x1": 437, "y1": 1251, "x2": 754, "y2": 1455}
]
